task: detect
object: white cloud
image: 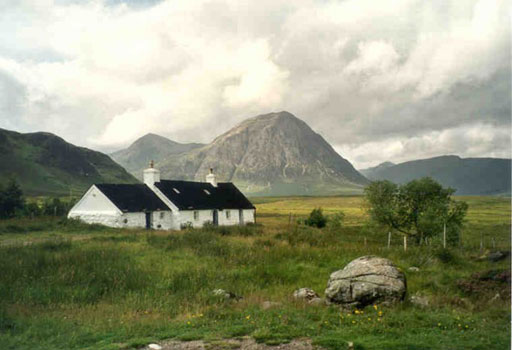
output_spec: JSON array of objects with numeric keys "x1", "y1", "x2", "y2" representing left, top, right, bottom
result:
[
  {"x1": 338, "y1": 122, "x2": 512, "y2": 169},
  {"x1": 0, "y1": 0, "x2": 509, "y2": 165}
]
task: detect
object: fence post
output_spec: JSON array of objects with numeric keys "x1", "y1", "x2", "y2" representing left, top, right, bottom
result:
[
  {"x1": 403, "y1": 235, "x2": 407, "y2": 252},
  {"x1": 443, "y1": 222, "x2": 446, "y2": 249},
  {"x1": 387, "y1": 231, "x2": 391, "y2": 248},
  {"x1": 492, "y1": 237, "x2": 496, "y2": 249},
  {"x1": 364, "y1": 237, "x2": 367, "y2": 247}
]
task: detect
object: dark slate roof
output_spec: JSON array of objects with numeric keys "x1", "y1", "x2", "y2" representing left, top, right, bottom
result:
[
  {"x1": 155, "y1": 180, "x2": 255, "y2": 210},
  {"x1": 95, "y1": 184, "x2": 169, "y2": 212}
]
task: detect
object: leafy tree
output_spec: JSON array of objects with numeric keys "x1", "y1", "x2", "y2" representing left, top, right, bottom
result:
[
  {"x1": 364, "y1": 177, "x2": 468, "y2": 245},
  {"x1": 305, "y1": 208, "x2": 328, "y2": 228},
  {"x1": 0, "y1": 179, "x2": 25, "y2": 218}
]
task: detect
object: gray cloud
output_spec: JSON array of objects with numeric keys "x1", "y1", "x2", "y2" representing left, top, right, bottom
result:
[{"x1": 0, "y1": 0, "x2": 509, "y2": 168}]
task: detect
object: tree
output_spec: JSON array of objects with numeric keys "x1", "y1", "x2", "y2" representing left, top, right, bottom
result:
[
  {"x1": 364, "y1": 177, "x2": 468, "y2": 245},
  {"x1": 0, "y1": 179, "x2": 25, "y2": 218}
]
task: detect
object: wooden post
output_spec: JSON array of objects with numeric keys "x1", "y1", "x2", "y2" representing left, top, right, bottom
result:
[
  {"x1": 443, "y1": 222, "x2": 446, "y2": 249},
  {"x1": 387, "y1": 231, "x2": 391, "y2": 248},
  {"x1": 403, "y1": 235, "x2": 407, "y2": 252},
  {"x1": 364, "y1": 237, "x2": 367, "y2": 247}
]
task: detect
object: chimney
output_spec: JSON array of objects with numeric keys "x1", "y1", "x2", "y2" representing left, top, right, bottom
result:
[
  {"x1": 206, "y1": 168, "x2": 217, "y2": 187},
  {"x1": 143, "y1": 160, "x2": 160, "y2": 187}
]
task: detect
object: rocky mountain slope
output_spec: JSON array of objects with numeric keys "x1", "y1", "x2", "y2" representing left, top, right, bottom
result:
[
  {"x1": 111, "y1": 133, "x2": 204, "y2": 173},
  {"x1": 360, "y1": 155, "x2": 511, "y2": 195},
  {"x1": 115, "y1": 111, "x2": 368, "y2": 196},
  {"x1": 0, "y1": 128, "x2": 137, "y2": 196}
]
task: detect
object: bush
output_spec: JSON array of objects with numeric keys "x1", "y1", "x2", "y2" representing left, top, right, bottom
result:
[
  {"x1": 435, "y1": 248, "x2": 459, "y2": 264},
  {"x1": 328, "y1": 211, "x2": 345, "y2": 230},
  {"x1": 304, "y1": 208, "x2": 327, "y2": 228}
]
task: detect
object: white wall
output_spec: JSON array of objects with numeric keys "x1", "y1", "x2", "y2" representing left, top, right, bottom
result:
[
  {"x1": 242, "y1": 209, "x2": 255, "y2": 224},
  {"x1": 178, "y1": 208, "x2": 255, "y2": 228},
  {"x1": 179, "y1": 210, "x2": 214, "y2": 228},
  {"x1": 151, "y1": 210, "x2": 174, "y2": 230},
  {"x1": 69, "y1": 185, "x2": 120, "y2": 216}
]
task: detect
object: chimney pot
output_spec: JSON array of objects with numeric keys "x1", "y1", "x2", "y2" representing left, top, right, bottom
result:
[
  {"x1": 206, "y1": 168, "x2": 217, "y2": 187},
  {"x1": 143, "y1": 161, "x2": 160, "y2": 187}
]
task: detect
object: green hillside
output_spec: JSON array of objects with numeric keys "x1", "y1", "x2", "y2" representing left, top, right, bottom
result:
[
  {"x1": 360, "y1": 155, "x2": 511, "y2": 195},
  {"x1": 0, "y1": 128, "x2": 138, "y2": 196}
]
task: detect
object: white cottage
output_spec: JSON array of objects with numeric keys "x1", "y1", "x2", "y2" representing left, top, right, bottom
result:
[{"x1": 68, "y1": 164, "x2": 256, "y2": 230}]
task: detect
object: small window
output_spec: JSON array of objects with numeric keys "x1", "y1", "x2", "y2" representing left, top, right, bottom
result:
[
  {"x1": 173, "y1": 188, "x2": 180, "y2": 194},
  {"x1": 160, "y1": 212, "x2": 164, "y2": 219},
  {"x1": 226, "y1": 210, "x2": 231, "y2": 219},
  {"x1": 194, "y1": 211, "x2": 199, "y2": 221},
  {"x1": 123, "y1": 218, "x2": 128, "y2": 224},
  {"x1": 203, "y1": 189, "x2": 211, "y2": 195}
]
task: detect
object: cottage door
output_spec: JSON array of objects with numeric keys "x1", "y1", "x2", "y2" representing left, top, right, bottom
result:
[
  {"x1": 145, "y1": 212, "x2": 151, "y2": 229},
  {"x1": 239, "y1": 209, "x2": 244, "y2": 225},
  {"x1": 213, "y1": 210, "x2": 219, "y2": 226}
]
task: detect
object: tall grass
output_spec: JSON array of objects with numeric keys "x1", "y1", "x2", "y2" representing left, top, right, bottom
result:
[{"x1": 0, "y1": 196, "x2": 509, "y2": 349}]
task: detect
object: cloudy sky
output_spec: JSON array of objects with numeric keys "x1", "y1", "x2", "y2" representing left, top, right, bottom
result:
[{"x1": 0, "y1": 0, "x2": 510, "y2": 168}]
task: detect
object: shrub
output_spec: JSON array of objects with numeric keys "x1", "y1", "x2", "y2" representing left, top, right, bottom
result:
[
  {"x1": 304, "y1": 208, "x2": 327, "y2": 228},
  {"x1": 328, "y1": 211, "x2": 345, "y2": 230},
  {"x1": 435, "y1": 248, "x2": 459, "y2": 264}
]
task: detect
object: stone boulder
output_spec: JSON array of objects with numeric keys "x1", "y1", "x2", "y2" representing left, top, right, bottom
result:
[
  {"x1": 325, "y1": 256, "x2": 406, "y2": 308},
  {"x1": 293, "y1": 288, "x2": 324, "y2": 305}
]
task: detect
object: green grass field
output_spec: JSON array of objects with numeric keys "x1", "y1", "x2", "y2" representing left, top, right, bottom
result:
[{"x1": 0, "y1": 196, "x2": 510, "y2": 349}]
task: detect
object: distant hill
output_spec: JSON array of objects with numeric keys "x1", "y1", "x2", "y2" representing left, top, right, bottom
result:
[
  {"x1": 360, "y1": 155, "x2": 511, "y2": 195},
  {"x1": 113, "y1": 111, "x2": 368, "y2": 196},
  {"x1": 359, "y1": 161, "x2": 395, "y2": 177},
  {"x1": 111, "y1": 133, "x2": 204, "y2": 174},
  {"x1": 0, "y1": 128, "x2": 137, "y2": 196}
]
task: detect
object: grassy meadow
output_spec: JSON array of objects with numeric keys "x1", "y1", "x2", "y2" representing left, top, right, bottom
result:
[{"x1": 0, "y1": 196, "x2": 510, "y2": 349}]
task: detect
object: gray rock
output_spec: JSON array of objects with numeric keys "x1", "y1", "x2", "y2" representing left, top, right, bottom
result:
[
  {"x1": 148, "y1": 344, "x2": 162, "y2": 350},
  {"x1": 410, "y1": 295, "x2": 429, "y2": 307},
  {"x1": 212, "y1": 289, "x2": 241, "y2": 300},
  {"x1": 487, "y1": 251, "x2": 510, "y2": 262},
  {"x1": 293, "y1": 288, "x2": 320, "y2": 302},
  {"x1": 261, "y1": 301, "x2": 282, "y2": 310},
  {"x1": 408, "y1": 266, "x2": 420, "y2": 272},
  {"x1": 325, "y1": 256, "x2": 406, "y2": 308},
  {"x1": 308, "y1": 297, "x2": 325, "y2": 306}
]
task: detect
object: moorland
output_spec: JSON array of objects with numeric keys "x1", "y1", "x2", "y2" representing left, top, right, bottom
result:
[{"x1": 0, "y1": 195, "x2": 510, "y2": 350}]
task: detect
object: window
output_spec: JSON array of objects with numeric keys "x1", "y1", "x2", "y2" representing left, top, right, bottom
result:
[
  {"x1": 194, "y1": 211, "x2": 199, "y2": 221},
  {"x1": 225, "y1": 210, "x2": 231, "y2": 219},
  {"x1": 123, "y1": 218, "x2": 128, "y2": 224},
  {"x1": 160, "y1": 212, "x2": 165, "y2": 219},
  {"x1": 203, "y1": 189, "x2": 211, "y2": 195},
  {"x1": 173, "y1": 188, "x2": 180, "y2": 194}
]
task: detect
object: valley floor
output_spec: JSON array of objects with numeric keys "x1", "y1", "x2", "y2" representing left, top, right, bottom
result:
[{"x1": 0, "y1": 196, "x2": 510, "y2": 350}]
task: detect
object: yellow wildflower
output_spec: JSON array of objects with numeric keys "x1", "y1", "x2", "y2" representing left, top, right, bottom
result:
[
  {"x1": 246, "y1": 315, "x2": 250, "y2": 320},
  {"x1": 378, "y1": 311, "x2": 383, "y2": 317},
  {"x1": 373, "y1": 304, "x2": 378, "y2": 310}
]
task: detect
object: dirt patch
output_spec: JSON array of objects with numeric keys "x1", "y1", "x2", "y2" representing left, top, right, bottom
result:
[
  {"x1": 143, "y1": 337, "x2": 324, "y2": 350},
  {"x1": 456, "y1": 269, "x2": 511, "y2": 300}
]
